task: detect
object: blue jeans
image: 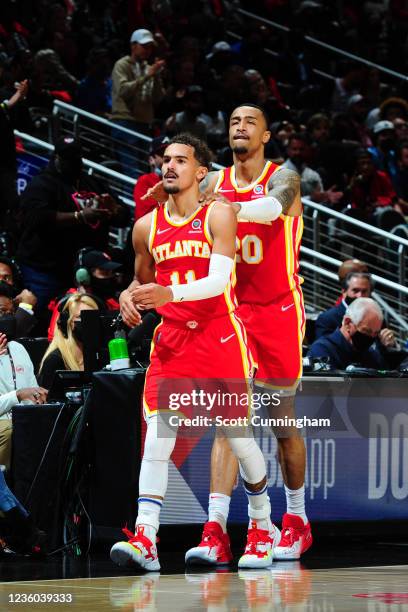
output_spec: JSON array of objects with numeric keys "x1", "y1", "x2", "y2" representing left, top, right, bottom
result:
[{"x1": 0, "y1": 469, "x2": 28, "y2": 515}]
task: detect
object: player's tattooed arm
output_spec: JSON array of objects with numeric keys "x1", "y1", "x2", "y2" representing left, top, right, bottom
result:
[
  {"x1": 267, "y1": 167, "x2": 301, "y2": 215},
  {"x1": 199, "y1": 170, "x2": 219, "y2": 195}
]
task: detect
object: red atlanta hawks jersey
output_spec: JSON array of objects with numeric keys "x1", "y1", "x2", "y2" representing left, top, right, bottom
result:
[
  {"x1": 148, "y1": 202, "x2": 237, "y2": 323},
  {"x1": 215, "y1": 161, "x2": 304, "y2": 304}
]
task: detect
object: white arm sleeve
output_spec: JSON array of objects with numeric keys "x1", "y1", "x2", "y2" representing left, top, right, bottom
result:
[
  {"x1": 169, "y1": 253, "x2": 233, "y2": 302},
  {"x1": 237, "y1": 196, "x2": 282, "y2": 222}
]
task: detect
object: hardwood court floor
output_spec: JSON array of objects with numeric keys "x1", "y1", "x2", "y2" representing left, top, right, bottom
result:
[{"x1": 0, "y1": 565, "x2": 407, "y2": 611}]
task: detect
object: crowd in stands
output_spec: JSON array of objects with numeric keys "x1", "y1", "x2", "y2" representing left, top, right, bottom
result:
[{"x1": 0, "y1": 0, "x2": 407, "y2": 554}]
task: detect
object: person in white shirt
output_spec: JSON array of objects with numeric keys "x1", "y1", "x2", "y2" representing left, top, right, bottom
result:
[{"x1": 0, "y1": 331, "x2": 47, "y2": 468}]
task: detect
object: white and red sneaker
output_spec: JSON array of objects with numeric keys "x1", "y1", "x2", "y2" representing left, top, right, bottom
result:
[
  {"x1": 110, "y1": 526, "x2": 160, "y2": 571},
  {"x1": 274, "y1": 514, "x2": 312, "y2": 561},
  {"x1": 185, "y1": 521, "x2": 233, "y2": 566},
  {"x1": 238, "y1": 522, "x2": 281, "y2": 569}
]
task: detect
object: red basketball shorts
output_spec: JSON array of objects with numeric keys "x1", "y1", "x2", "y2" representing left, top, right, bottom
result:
[
  {"x1": 143, "y1": 312, "x2": 254, "y2": 420},
  {"x1": 237, "y1": 290, "x2": 305, "y2": 393}
]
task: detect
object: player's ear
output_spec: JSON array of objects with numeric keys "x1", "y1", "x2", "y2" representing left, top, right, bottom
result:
[
  {"x1": 196, "y1": 166, "x2": 208, "y2": 182},
  {"x1": 262, "y1": 130, "x2": 271, "y2": 145}
]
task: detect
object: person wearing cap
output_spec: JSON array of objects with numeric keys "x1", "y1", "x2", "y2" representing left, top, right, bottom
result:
[
  {"x1": 346, "y1": 94, "x2": 372, "y2": 147},
  {"x1": 46, "y1": 249, "x2": 121, "y2": 342},
  {"x1": 16, "y1": 137, "x2": 129, "y2": 326},
  {"x1": 111, "y1": 29, "x2": 166, "y2": 141},
  {"x1": 368, "y1": 120, "x2": 398, "y2": 180},
  {"x1": 133, "y1": 136, "x2": 169, "y2": 220}
]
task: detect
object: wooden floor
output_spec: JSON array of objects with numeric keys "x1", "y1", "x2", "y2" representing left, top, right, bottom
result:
[{"x1": 1, "y1": 565, "x2": 407, "y2": 610}]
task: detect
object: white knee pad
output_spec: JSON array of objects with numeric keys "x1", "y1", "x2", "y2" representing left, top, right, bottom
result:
[
  {"x1": 228, "y1": 435, "x2": 266, "y2": 485},
  {"x1": 139, "y1": 416, "x2": 177, "y2": 498}
]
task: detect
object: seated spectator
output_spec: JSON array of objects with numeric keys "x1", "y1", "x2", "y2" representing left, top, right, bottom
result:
[
  {"x1": 368, "y1": 121, "x2": 398, "y2": 181},
  {"x1": 282, "y1": 133, "x2": 344, "y2": 205},
  {"x1": 308, "y1": 298, "x2": 388, "y2": 370},
  {"x1": 349, "y1": 149, "x2": 397, "y2": 212},
  {"x1": 38, "y1": 293, "x2": 99, "y2": 389},
  {"x1": 315, "y1": 272, "x2": 397, "y2": 350},
  {"x1": 16, "y1": 137, "x2": 129, "y2": 322},
  {"x1": 0, "y1": 259, "x2": 37, "y2": 336},
  {"x1": 47, "y1": 249, "x2": 121, "y2": 340},
  {"x1": 0, "y1": 469, "x2": 46, "y2": 555},
  {"x1": 164, "y1": 85, "x2": 207, "y2": 140},
  {"x1": 133, "y1": 136, "x2": 169, "y2": 221},
  {"x1": 75, "y1": 48, "x2": 112, "y2": 116},
  {"x1": 392, "y1": 117, "x2": 408, "y2": 143},
  {"x1": 0, "y1": 323, "x2": 47, "y2": 469},
  {"x1": 335, "y1": 259, "x2": 369, "y2": 304},
  {"x1": 346, "y1": 94, "x2": 372, "y2": 147}
]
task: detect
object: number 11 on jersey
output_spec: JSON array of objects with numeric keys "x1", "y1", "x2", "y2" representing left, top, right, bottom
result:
[{"x1": 170, "y1": 270, "x2": 197, "y2": 285}]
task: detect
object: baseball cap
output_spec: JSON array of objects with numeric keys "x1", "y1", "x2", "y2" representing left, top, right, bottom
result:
[
  {"x1": 347, "y1": 94, "x2": 365, "y2": 108},
  {"x1": 150, "y1": 135, "x2": 170, "y2": 155},
  {"x1": 54, "y1": 136, "x2": 82, "y2": 160},
  {"x1": 81, "y1": 250, "x2": 121, "y2": 271},
  {"x1": 206, "y1": 41, "x2": 231, "y2": 60},
  {"x1": 130, "y1": 29, "x2": 155, "y2": 45},
  {"x1": 373, "y1": 120, "x2": 395, "y2": 134}
]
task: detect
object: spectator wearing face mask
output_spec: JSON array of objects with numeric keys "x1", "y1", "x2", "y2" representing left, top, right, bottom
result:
[
  {"x1": 38, "y1": 293, "x2": 99, "y2": 389},
  {"x1": 133, "y1": 136, "x2": 169, "y2": 221},
  {"x1": 308, "y1": 298, "x2": 392, "y2": 370},
  {"x1": 0, "y1": 259, "x2": 37, "y2": 337},
  {"x1": 314, "y1": 272, "x2": 397, "y2": 350},
  {"x1": 368, "y1": 121, "x2": 398, "y2": 181},
  {"x1": 16, "y1": 137, "x2": 129, "y2": 320},
  {"x1": 0, "y1": 311, "x2": 47, "y2": 469},
  {"x1": 47, "y1": 249, "x2": 120, "y2": 341}
]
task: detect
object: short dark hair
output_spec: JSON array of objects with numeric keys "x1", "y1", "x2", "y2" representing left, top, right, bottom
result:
[
  {"x1": 287, "y1": 132, "x2": 309, "y2": 146},
  {"x1": 168, "y1": 133, "x2": 213, "y2": 169},
  {"x1": 342, "y1": 272, "x2": 373, "y2": 290},
  {"x1": 231, "y1": 103, "x2": 270, "y2": 129}
]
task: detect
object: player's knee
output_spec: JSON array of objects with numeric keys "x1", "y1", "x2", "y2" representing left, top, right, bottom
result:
[{"x1": 143, "y1": 420, "x2": 176, "y2": 461}]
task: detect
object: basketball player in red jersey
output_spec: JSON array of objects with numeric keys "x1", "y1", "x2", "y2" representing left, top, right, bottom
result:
[
  {"x1": 110, "y1": 134, "x2": 282, "y2": 571},
  {"x1": 183, "y1": 104, "x2": 312, "y2": 563}
]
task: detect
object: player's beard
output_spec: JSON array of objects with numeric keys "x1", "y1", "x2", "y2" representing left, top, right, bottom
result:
[
  {"x1": 164, "y1": 184, "x2": 180, "y2": 194},
  {"x1": 232, "y1": 145, "x2": 249, "y2": 155}
]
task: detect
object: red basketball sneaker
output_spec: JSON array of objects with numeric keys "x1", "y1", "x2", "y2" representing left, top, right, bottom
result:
[
  {"x1": 185, "y1": 521, "x2": 233, "y2": 566},
  {"x1": 238, "y1": 522, "x2": 281, "y2": 569},
  {"x1": 274, "y1": 514, "x2": 313, "y2": 560},
  {"x1": 110, "y1": 526, "x2": 160, "y2": 571}
]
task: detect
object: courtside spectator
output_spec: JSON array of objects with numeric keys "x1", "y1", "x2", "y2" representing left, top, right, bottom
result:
[{"x1": 308, "y1": 298, "x2": 389, "y2": 370}]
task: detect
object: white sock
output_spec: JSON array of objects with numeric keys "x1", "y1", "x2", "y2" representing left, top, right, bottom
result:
[
  {"x1": 284, "y1": 485, "x2": 308, "y2": 524},
  {"x1": 136, "y1": 497, "x2": 162, "y2": 542},
  {"x1": 208, "y1": 493, "x2": 230, "y2": 533},
  {"x1": 245, "y1": 482, "x2": 272, "y2": 532}
]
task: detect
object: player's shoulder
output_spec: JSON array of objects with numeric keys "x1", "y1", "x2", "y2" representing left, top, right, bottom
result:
[
  {"x1": 207, "y1": 200, "x2": 236, "y2": 226},
  {"x1": 133, "y1": 209, "x2": 156, "y2": 237},
  {"x1": 268, "y1": 165, "x2": 300, "y2": 183}
]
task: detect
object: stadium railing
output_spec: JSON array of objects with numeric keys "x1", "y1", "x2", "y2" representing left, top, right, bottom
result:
[
  {"x1": 51, "y1": 100, "x2": 224, "y2": 179},
  {"x1": 15, "y1": 130, "x2": 408, "y2": 343},
  {"x1": 300, "y1": 247, "x2": 408, "y2": 344},
  {"x1": 234, "y1": 8, "x2": 408, "y2": 83}
]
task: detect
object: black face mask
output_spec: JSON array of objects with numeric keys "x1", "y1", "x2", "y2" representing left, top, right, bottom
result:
[
  {"x1": 0, "y1": 315, "x2": 17, "y2": 341},
  {"x1": 380, "y1": 138, "x2": 395, "y2": 152},
  {"x1": 72, "y1": 320, "x2": 83, "y2": 343},
  {"x1": 91, "y1": 276, "x2": 117, "y2": 299},
  {"x1": 351, "y1": 330, "x2": 374, "y2": 352},
  {"x1": 344, "y1": 295, "x2": 356, "y2": 306},
  {"x1": 56, "y1": 157, "x2": 83, "y2": 182}
]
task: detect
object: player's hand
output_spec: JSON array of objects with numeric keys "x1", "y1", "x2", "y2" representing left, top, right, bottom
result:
[
  {"x1": 141, "y1": 180, "x2": 167, "y2": 203},
  {"x1": 0, "y1": 333, "x2": 8, "y2": 355},
  {"x1": 119, "y1": 289, "x2": 142, "y2": 327},
  {"x1": 131, "y1": 283, "x2": 173, "y2": 309},
  {"x1": 17, "y1": 386, "x2": 48, "y2": 404},
  {"x1": 198, "y1": 191, "x2": 233, "y2": 207},
  {"x1": 378, "y1": 328, "x2": 397, "y2": 348}
]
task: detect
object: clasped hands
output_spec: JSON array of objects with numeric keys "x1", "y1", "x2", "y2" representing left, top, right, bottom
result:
[{"x1": 119, "y1": 285, "x2": 173, "y2": 327}]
